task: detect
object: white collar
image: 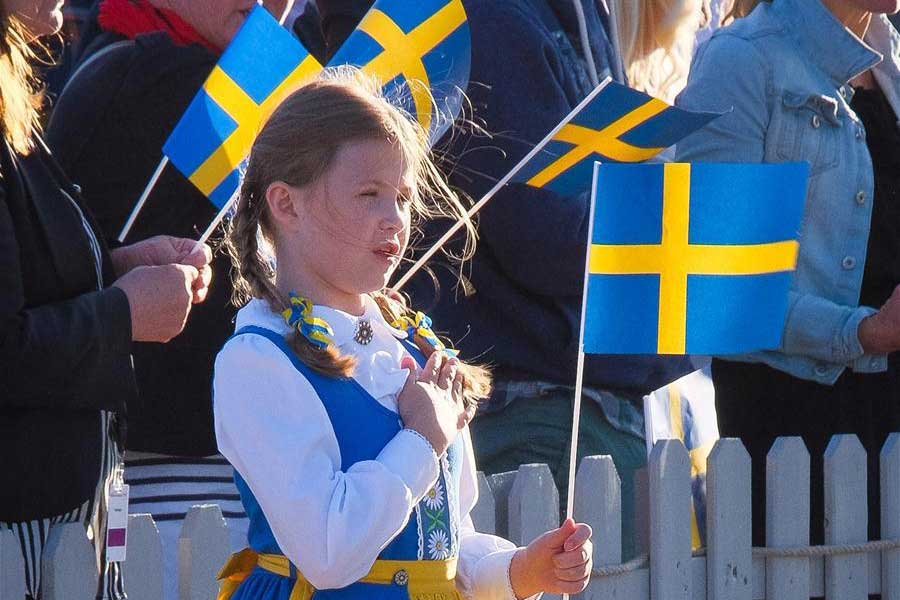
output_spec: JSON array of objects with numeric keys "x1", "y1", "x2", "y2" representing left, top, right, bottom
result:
[{"x1": 234, "y1": 296, "x2": 409, "y2": 346}]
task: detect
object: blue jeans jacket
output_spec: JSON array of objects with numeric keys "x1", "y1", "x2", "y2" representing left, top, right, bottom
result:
[{"x1": 675, "y1": 0, "x2": 900, "y2": 384}]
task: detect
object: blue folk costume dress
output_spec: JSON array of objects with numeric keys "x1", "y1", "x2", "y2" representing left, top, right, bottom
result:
[{"x1": 214, "y1": 298, "x2": 475, "y2": 600}]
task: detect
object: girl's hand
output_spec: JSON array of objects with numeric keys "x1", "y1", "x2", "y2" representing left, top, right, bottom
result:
[
  {"x1": 397, "y1": 352, "x2": 467, "y2": 456},
  {"x1": 509, "y1": 518, "x2": 593, "y2": 599}
]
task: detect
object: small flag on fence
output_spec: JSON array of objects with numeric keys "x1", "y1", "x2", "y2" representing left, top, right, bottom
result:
[
  {"x1": 582, "y1": 161, "x2": 808, "y2": 355},
  {"x1": 327, "y1": 0, "x2": 470, "y2": 144},
  {"x1": 644, "y1": 367, "x2": 718, "y2": 549},
  {"x1": 512, "y1": 82, "x2": 720, "y2": 196},
  {"x1": 162, "y1": 5, "x2": 322, "y2": 208}
]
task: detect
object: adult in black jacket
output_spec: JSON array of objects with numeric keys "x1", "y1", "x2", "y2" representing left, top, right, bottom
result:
[
  {"x1": 0, "y1": 1, "x2": 212, "y2": 597},
  {"x1": 46, "y1": 1, "x2": 292, "y2": 598}
]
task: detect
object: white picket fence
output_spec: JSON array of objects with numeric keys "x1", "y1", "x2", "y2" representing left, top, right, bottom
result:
[{"x1": 3, "y1": 434, "x2": 900, "y2": 600}]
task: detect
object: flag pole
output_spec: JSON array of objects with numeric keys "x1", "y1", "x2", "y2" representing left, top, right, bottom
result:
[
  {"x1": 391, "y1": 77, "x2": 612, "y2": 292},
  {"x1": 198, "y1": 187, "x2": 241, "y2": 244},
  {"x1": 561, "y1": 161, "x2": 601, "y2": 600},
  {"x1": 121, "y1": 8, "x2": 288, "y2": 246},
  {"x1": 118, "y1": 156, "x2": 168, "y2": 243}
]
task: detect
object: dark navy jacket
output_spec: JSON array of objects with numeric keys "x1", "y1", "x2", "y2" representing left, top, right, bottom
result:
[{"x1": 404, "y1": 0, "x2": 694, "y2": 398}]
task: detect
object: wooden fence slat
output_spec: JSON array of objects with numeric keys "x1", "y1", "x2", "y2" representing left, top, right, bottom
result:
[
  {"x1": 487, "y1": 470, "x2": 518, "y2": 540},
  {"x1": 707, "y1": 439, "x2": 752, "y2": 600},
  {"x1": 42, "y1": 522, "x2": 96, "y2": 600},
  {"x1": 507, "y1": 464, "x2": 559, "y2": 547},
  {"x1": 508, "y1": 464, "x2": 560, "y2": 600},
  {"x1": 178, "y1": 505, "x2": 230, "y2": 600},
  {"x1": 574, "y1": 455, "x2": 621, "y2": 600},
  {"x1": 634, "y1": 466, "x2": 650, "y2": 557},
  {"x1": 123, "y1": 513, "x2": 163, "y2": 600},
  {"x1": 824, "y1": 434, "x2": 867, "y2": 600},
  {"x1": 471, "y1": 472, "x2": 496, "y2": 535},
  {"x1": 649, "y1": 439, "x2": 692, "y2": 600},
  {"x1": 0, "y1": 528, "x2": 25, "y2": 600},
  {"x1": 882, "y1": 433, "x2": 900, "y2": 600},
  {"x1": 751, "y1": 555, "x2": 765, "y2": 599},
  {"x1": 765, "y1": 436, "x2": 810, "y2": 600}
]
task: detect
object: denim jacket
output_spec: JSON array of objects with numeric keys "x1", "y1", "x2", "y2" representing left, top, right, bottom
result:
[{"x1": 675, "y1": 0, "x2": 900, "y2": 385}]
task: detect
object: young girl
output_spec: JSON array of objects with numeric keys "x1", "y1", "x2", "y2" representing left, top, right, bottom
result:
[{"x1": 213, "y1": 71, "x2": 593, "y2": 600}]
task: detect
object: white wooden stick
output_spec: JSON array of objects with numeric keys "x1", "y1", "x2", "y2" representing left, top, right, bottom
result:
[
  {"x1": 561, "y1": 161, "x2": 601, "y2": 600},
  {"x1": 198, "y1": 187, "x2": 241, "y2": 244},
  {"x1": 118, "y1": 156, "x2": 168, "y2": 243},
  {"x1": 391, "y1": 77, "x2": 612, "y2": 291}
]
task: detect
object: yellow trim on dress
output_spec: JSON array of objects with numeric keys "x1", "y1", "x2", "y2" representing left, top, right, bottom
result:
[{"x1": 217, "y1": 549, "x2": 462, "y2": 600}]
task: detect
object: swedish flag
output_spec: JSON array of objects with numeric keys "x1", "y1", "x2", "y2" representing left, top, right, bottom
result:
[
  {"x1": 327, "y1": 0, "x2": 470, "y2": 144},
  {"x1": 514, "y1": 82, "x2": 719, "y2": 196},
  {"x1": 583, "y1": 161, "x2": 808, "y2": 355},
  {"x1": 162, "y1": 6, "x2": 322, "y2": 209},
  {"x1": 644, "y1": 368, "x2": 718, "y2": 549}
]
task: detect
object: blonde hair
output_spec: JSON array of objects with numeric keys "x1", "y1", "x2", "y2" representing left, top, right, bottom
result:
[
  {"x1": 611, "y1": 0, "x2": 705, "y2": 101},
  {"x1": 225, "y1": 69, "x2": 490, "y2": 408},
  {"x1": 0, "y1": 5, "x2": 43, "y2": 155}
]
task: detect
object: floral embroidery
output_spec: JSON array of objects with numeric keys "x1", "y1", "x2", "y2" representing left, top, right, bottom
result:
[
  {"x1": 427, "y1": 529, "x2": 451, "y2": 559},
  {"x1": 423, "y1": 480, "x2": 444, "y2": 511}
]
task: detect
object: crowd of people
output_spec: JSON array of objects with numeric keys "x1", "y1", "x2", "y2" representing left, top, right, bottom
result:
[{"x1": 0, "y1": 0, "x2": 898, "y2": 598}]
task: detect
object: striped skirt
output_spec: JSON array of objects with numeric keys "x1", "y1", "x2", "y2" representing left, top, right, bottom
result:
[
  {"x1": 124, "y1": 452, "x2": 248, "y2": 600},
  {"x1": 1, "y1": 411, "x2": 124, "y2": 599}
]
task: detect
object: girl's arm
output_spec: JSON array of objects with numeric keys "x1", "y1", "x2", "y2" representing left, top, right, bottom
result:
[{"x1": 213, "y1": 333, "x2": 440, "y2": 589}]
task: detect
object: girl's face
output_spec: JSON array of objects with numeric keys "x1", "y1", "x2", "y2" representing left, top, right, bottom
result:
[
  {"x1": 277, "y1": 137, "x2": 414, "y2": 309},
  {"x1": 5, "y1": 0, "x2": 64, "y2": 37}
]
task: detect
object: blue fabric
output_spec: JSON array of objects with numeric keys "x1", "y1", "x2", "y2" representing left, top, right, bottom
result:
[
  {"x1": 674, "y1": 0, "x2": 900, "y2": 383},
  {"x1": 584, "y1": 162, "x2": 807, "y2": 355},
  {"x1": 404, "y1": 0, "x2": 693, "y2": 398},
  {"x1": 162, "y1": 6, "x2": 317, "y2": 206},
  {"x1": 225, "y1": 325, "x2": 463, "y2": 597},
  {"x1": 326, "y1": 0, "x2": 471, "y2": 145},
  {"x1": 511, "y1": 82, "x2": 719, "y2": 196}
]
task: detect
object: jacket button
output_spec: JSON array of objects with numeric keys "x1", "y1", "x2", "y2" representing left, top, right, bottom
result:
[
  {"x1": 811, "y1": 115, "x2": 821, "y2": 128},
  {"x1": 393, "y1": 569, "x2": 409, "y2": 586},
  {"x1": 842, "y1": 256, "x2": 856, "y2": 269},
  {"x1": 815, "y1": 364, "x2": 829, "y2": 376},
  {"x1": 856, "y1": 190, "x2": 866, "y2": 205}
]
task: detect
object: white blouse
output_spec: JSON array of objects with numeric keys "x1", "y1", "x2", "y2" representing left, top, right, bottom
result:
[{"x1": 213, "y1": 297, "x2": 533, "y2": 600}]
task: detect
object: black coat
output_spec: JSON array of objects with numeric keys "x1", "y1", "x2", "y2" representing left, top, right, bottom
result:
[
  {"x1": 47, "y1": 31, "x2": 235, "y2": 457},
  {"x1": 0, "y1": 139, "x2": 135, "y2": 522}
]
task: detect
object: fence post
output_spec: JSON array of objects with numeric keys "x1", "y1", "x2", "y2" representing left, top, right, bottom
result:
[
  {"x1": 766, "y1": 436, "x2": 810, "y2": 600},
  {"x1": 634, "y1": 466, "x2": 650, "y2": 557},
  {"x1": 123, "y1": 514, "x2": 163, "y2": 600},
  {"x1": 574, "y1": 455, "x2": 621, "y2": 600},
  {"x1": 824, "y1": 434, "x2": 867, "y2": 600},
  {"x1": 471, "y1": 472, "x2": 497, "y2": 535},
  {"x1": 508, "y1": 464, "x2": 560, "y2": 600},
  {"x1": 178, "y1": 505, "x2": 230, "y2": 600},
  {"x1": 649, "y1": 439, "x2": 692, "y2": 600},
  {"x1": 707, "y1": 438, "x2": 752, "y2": 600},
  {"x1": 882, "y1": 434, "x2": 900, "y2": 600},
  {"x1": 488, "y1": 471, "x2": 518, "y2": 540},
  {"x1": 42, "y1": 522, "x2": 97, "y2": 600},
  {"x1": 0, "y1": 528, "x2": 25, "y2": 600},
  {"x1": 508, "y1": 463, "x2": 560, "y2": 546}
]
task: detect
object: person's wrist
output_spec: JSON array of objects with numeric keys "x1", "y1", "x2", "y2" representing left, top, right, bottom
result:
[
  {"x1": 509, "y1": 547, "x2": 537, "y2": 600},
  {"x1": 110, "y1": 247, "x2": 131, "y2": 277},
  {"x1": 859, "y1": 312, "x2": 888, "y2": 354}
]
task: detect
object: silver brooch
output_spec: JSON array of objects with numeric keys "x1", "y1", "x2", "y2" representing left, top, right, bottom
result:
[{"x1": 353, "y1": 319, "x2": 374, "y2": 345}]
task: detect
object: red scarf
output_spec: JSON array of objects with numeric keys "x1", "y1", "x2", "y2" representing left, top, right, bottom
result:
[{"x1": 98, "y1": 0, "x2": 217, "y2": 52}]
